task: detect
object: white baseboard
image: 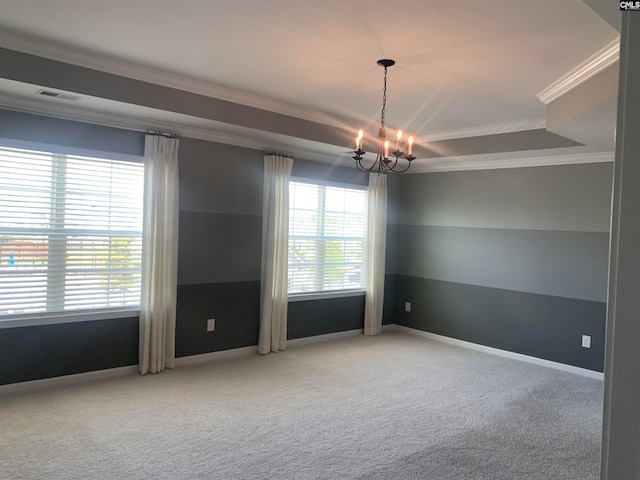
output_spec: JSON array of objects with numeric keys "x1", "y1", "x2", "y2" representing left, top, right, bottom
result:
[
  {"x1": 178, "y1": 326, "x2": 395, "y2": 363},
  {"x1": 0, "y1": 325, "x2": 404, "y2": 395},
  {"x1": 174, "y1": 345, "x2": 258, "y2": 366},
  {"x1": 0, "y1": 365, "x2": 139, "y2": 396},
  {"x1": 391, "y1": 325, "x2": 604, "y2": 380},
  {"x1": 288, "y1": 328, "x2": 363, "y2": 347},
  {"x1": 288, "y1": 324, "x2": 393, "y2": 347}
]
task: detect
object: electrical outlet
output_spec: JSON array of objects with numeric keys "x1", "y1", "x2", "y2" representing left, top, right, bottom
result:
[
  {"x1": 582, "y1": 335, "x2": 591, "y2": 348},
  {"x1": 405, "y1": 302, "x2": 411, "y2": 312},
  {"x1": 207, "y1": 318, "x2": 215, "y2": 332}
]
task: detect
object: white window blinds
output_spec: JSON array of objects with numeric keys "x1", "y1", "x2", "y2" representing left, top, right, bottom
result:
[
  {"x1": 0, "y1": 145, "x2": 144, "y2": 317},
  {"x1": 288, "y1": 181, "x2": 367, "y2": 294}
]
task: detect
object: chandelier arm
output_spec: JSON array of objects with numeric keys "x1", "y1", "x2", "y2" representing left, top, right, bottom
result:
[
  {"x1": 352, "y1": 59, "x2": 414, "y2": 175},
  {"x1": 389, "y1": 161, "x2": 412, "y2": 174},
  {"x1": 355, "y1": 157, "x2": 378, "y2": 172}
]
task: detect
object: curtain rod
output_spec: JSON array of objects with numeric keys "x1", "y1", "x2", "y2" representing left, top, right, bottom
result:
[
  {"x1": 264, "y1": 150, "x2": 293, "y2": 158},
  {"x1": 146, "y1": 130, "x2": 180, "y2": 139}
]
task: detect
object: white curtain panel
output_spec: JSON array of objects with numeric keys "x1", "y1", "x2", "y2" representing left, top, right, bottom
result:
[
  {"x1": 258, "y1": 154, "x2": 293, "y2": 354},
  {"x1": 364, "y1": 172, "x2": 388, "y2": 336},
  {"x1": 139, "y1": 134, "x2": 180, "y2": 374}
]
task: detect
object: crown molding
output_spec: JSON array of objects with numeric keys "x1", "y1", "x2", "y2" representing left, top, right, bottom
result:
[
  {"x1": 408, "y1": 151, "x2": 614, "y2": 173},
  {"x1": 0, "y1": 28, "x2": 344, "y2": 129},
  {"x1": 538, "y1": 38, "x2": 620, "y2": 105},
  {"x1": 421, "y1": 118, "x2": 547, "y2": 142},
  {"x1": 0, "y1": 91, "x2": 614, "y2": 173},
  {"x1": 0, "y1": 91, "x2": 347, "y2": 166},
  {"x1": 0, "y1": 91, "x2": 613, "y2": 174}
]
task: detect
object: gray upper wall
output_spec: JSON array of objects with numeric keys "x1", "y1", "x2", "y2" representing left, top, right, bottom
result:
[
  {"x1": 0, "y1": 109, "x2": 144, "y2": 155},
  {"x1": 292, "y1": 158, "x2": 369, "y2": 186},
  {"x1": 396, "y1": 225, "x2": 609, "y2": 302},
  {"x1": 179, "y1": 143, "x2": 369, "y2": 217},
  {"x1": 179, "y1": 138, "x2": 263, "y2": 216},
  {"x1": 395, "y1": 163, "x2": 613, "y2": 233}
]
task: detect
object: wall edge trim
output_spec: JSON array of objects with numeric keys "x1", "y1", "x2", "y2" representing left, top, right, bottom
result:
[
  {"x1": 538, "y1": 38, "x2": 620, "y2": 104},
  {"x1": 391, "y1": 324, "x2": 604, "y2": 380}
]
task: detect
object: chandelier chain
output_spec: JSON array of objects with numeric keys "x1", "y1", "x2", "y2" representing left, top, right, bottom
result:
[
  {"x1": 381, "y1": 66, "x2": 387, "y2": 127},
  {"x1": 352, "y1": 59, "x2": 415, "y2": 174}
]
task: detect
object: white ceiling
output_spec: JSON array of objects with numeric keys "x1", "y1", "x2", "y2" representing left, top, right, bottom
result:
[{"x1": 0, "y1": 0, "x2": 620, "y2": 170}]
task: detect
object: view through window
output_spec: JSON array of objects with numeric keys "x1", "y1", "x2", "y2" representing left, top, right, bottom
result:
[
  {"x1": 0, "y1": 145, "x2": 144, "y2": 317},
  {"x1": 288, "y1": 181, "x2": 367, "y2": 294}
]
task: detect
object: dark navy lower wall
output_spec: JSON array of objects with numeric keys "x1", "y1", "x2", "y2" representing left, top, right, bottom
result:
[
  {"x1": 0, "y1": 317, "x2": 139, "y2": 385},
  {"x1": 176, "y1": 281, "x2": 261, "y2": 357},
  {"x1": 176, "y1": 281, "x2": 379, "y2": 357},
  {"x1": 394, "y1": 275, "x2": 606, "y2": 372},
  {"x1": 288, "y1": 274, "x2": 397, "y2": 339},
  {"x1": 288, "y1": 295, "x2": 365, "y2": 339}
]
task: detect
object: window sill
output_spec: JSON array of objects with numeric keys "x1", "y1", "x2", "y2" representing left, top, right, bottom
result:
[
  {"x1": 0, "y1": 309, "x2": 140, "y2": 330},
  {"x1": 288, "y1": 290, "x2": 366, "y2": 302}
]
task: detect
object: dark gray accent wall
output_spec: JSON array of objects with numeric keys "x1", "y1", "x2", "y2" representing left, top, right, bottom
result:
[
  {"x1": 176, "y1": 282, "x2": 260, "y2": 357},
  {"x1": 392, "y1": 163, "x2": 613, "y2": 372},
  {"x1": 395, "y1": 276, "x2": 606, "y2": 372},
  {"x1": 288, "y1": 295, "x2": 365, "y2": 339},
  {"x1": 0, "y1": 317, "x2": 138, "y2": 385}
]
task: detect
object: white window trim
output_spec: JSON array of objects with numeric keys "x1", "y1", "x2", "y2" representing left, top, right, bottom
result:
[
  {"x1": 288, "y1": 289, "x2": 365, "y2": 302},
  {"x1": 0, "y1": 308, "x2": 140, "y2": 329}
]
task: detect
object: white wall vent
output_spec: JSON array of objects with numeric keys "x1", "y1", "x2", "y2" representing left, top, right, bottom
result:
[{"x1": 36, "y1": 89, "x2": 81, "y2": 101}]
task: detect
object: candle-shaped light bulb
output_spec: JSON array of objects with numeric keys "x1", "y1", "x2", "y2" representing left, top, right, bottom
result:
[
  {"x1": 396, "y1": 130, "x2": 402, "y2": 150},
  {"x1": 408, "y1": 136, "x2": 414, "y2": 155},
  {"x1": 384, "y1": 140, "x2": 390, "y2": 159},
  {"x1": 356, "y1": 129, "x2": 364, "y2": 150}
]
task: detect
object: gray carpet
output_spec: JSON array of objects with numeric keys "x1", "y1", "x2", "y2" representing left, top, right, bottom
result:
[{"x1": 0, "y1": 331, "x2": 603, "y2": 479}]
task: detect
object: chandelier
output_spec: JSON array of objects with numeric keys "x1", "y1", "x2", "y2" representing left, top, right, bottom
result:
[{"x1": 353, "y1": 59, "x2": 416, "y2": 174}]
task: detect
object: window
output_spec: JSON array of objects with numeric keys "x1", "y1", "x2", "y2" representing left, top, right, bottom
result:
[
  {"x1": 0, "y1": 145, "x2": 144, "y2": 318},
  {"x1": 288, "y1": 180, "x2": 367, "y2": 295}
]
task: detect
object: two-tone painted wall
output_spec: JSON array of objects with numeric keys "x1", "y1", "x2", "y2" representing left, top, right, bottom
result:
[
  {"x1": 0, "y1": 110, "x2": 144, "y2": 385},
  {"x1": 389, "y1": 163, "x2": 612, "y2": 372},
  {"x1": 175, "y1": 142, "x2": 373, "y2": 356},
  {"x1": 0, "y1": 110, "x2": 372, "y2": 385}
]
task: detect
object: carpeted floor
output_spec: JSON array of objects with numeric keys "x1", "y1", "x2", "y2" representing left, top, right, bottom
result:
[{"x1": 0, "y1": 331, "x2": 603, "y2": 479}]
